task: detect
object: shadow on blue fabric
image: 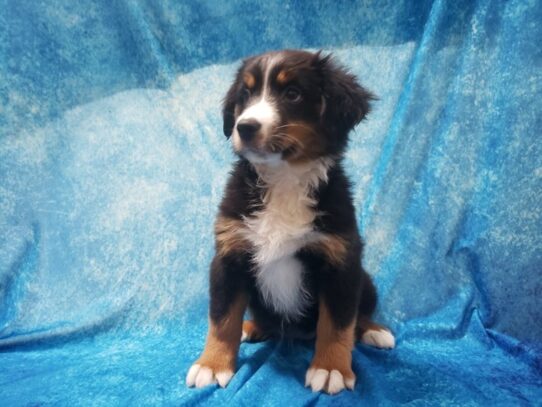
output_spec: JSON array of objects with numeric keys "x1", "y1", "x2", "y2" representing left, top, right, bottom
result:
[{"x1": 1, "y1": 0, "x2": 541, "y2": 405}]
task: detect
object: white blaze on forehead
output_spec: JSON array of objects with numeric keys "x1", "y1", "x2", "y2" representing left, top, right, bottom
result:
[
  {"x1": 232, "y1": 54, "x2": 282, "y2": 151},
  {"x1": 237, "y1": 98, "x2": 276, "y2": 130}
]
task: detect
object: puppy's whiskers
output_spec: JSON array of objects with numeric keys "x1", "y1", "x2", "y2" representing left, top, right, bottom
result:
[
  {"x1": 275, "y1": 123, "x2": 318, "y2": 137},
  {"x1": 270, "y1": 132, "x2": 305, "y2": 149}
]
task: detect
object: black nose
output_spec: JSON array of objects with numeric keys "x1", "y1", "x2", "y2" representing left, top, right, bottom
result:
[{"x1": 236, "y1": 119, "x2": 261, "y2": 142}]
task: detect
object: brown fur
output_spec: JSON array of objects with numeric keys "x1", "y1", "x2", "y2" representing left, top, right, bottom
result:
[
  {"x1": 242, "y1": 320, "x2": 269, "y2": 342},
  {"x1": 281, "y1": 121, "x2": 327, "y2": 163},
  {"x1": 309, "y1": 299, "x2": 355, "y2": 381},
  {"x1": 243, "y1": 72, "x2": 255, "y2": 89},
  {"x1": 307, "y1": 234, "x2": 349, "y2": 267},
  {"x1": 276, "y1": 69, "x2": 294, "y2": 85},
  {"x1": 214, "y1": 215, "x2": 250, "y2": 257},
  {"x1": 196, "y1": 294, "x2": 247, "y2": 374}
]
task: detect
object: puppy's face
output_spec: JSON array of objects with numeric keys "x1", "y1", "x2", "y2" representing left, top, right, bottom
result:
[{"x1": 222, "y1": 50, "x2": 374, "y2": 164}]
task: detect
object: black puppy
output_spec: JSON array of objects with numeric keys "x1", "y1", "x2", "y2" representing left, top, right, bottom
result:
[{"x1": 186, "y1": 50, "x2": 394, "y2": 395}]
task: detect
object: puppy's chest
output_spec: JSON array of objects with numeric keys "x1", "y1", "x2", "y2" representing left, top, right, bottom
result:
[
  {"x1": 242, "y1": 177, "x2": 321, "y2": 319},
  {"x1": 244, "y1": 179, "x2": 319, "y2": 264}
]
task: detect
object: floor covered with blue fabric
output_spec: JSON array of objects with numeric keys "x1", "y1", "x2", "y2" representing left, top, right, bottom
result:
[{"x1": 1, "y1": 1, "x2": 541, "y2": 405}]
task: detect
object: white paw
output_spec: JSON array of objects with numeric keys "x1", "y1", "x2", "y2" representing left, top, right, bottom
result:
[
  {"x1": 186, "y1": 364, "x2": 234, "y2": 388},
  {"x1": 361, "y1": 328, "x2": 396, "y2": 349},
  {"x1": 241, "y1": 329, "x2": 248, "y2": 342},
  {"x1": 305, "y1": 368, "x2": 355, "y2": 394}
]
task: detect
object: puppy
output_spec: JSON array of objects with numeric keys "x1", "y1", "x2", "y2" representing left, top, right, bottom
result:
[{"x1": 186, "y1": 50, "x2": 394, "y2": 395}]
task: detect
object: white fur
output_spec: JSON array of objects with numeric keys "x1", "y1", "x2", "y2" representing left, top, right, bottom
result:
[
  {"x1": 237, "y1": 98, "x2": 277, "y2": 135},
  {"x1": 344, "y1": 376, "x2": 356, "y2": 390},
  {"x1": 327, "y1": 370, "x2": 346, "y2": 394},
  {"x1": 361, "y1": 328, "x2": 396, "y2": 349},
  {"x1": 186, "y1": 363, "x2": 234, "y2": 388},
  {"x1": 305, "y1": 367, "x2": 355, "y2": 394},
  {"x1": 215, "y1": 371, "x2": 234, "y2": 388},
  {"x1": 256, "y1": 256, "x2": 310, "y2": 318},
  {"x1": 242, "y1": 158, "x2": 332, "y2": 320},
  {"x1": 306, "y1": 368, "x2": 328, "y2": 392},
  {"x1": 242, "y1": 150, "x2": 282, "y2": 166},
  {"x1": 232, "y1": 54, "x2": 281, "y2": 155},
  {"x1": 186, "y1": 363, "x2": 201, "y2": 387}
]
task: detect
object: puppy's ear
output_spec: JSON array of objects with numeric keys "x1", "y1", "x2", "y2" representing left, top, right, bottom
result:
[
  {"x1": 222, "y1": 71, "x2": 241, "y2": 138},
  {"x1": 314, "y1": 52, "x2": 375, "y2": 133}
]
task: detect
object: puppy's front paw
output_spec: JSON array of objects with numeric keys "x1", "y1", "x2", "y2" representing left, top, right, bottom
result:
[
  {"x1": 186, "y1": 363, "x2": 234, "y2": 388},
  {"x1": 305, "y1": 366, "x2": 355, "y2": 394}
]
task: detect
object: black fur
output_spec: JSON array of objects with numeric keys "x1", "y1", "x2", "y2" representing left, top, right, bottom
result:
[
  {"x1": 211, "y1": 50, "x2": 378, "y2": 337},
  {"x1": 222, "y1": 66, "x2": 241, "y2": 138},
  {"x1": 316, "y1": 53, "x2": 375, "y2": 136}
]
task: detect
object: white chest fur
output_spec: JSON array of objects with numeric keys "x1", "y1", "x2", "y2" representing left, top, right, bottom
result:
[{"x1": 242, "y1": 159, "x2": 331, "y2": 320}]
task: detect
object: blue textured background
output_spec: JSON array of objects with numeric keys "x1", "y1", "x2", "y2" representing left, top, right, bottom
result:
[{"x1": 1, "y1": 0, "x2": 541, "y2": 405}]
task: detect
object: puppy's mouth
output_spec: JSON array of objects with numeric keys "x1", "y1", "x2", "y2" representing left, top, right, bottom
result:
[
  {"x1": 238, "y1": 146, "x2": 283, "y2": 165},
  {"x1": 233, "y1": 122, "x2": 309, "y2": 165},
  {"x1": 237, "y1": 131, "x2": 302, "y2": 164}
]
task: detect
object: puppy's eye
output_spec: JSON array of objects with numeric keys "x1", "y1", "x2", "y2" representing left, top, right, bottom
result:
[
  {"x1": 284, "y1": 87, "x2": 302, "y2": 103},
  {"x1": 241, "y1": 87, "x2": 251, "y2": 101}
]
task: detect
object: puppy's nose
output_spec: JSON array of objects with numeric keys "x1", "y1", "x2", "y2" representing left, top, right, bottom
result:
[{"x1": 236, "y1": 119, "x2": 261, "y2": 142}]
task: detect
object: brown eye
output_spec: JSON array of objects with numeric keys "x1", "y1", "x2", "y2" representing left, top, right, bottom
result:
[
  {"x1": 241, "y1": 87, "x2": 251, "y2": 101},
  {"x1": 284, "y1": 87, "x2": 302, "y2": 103}
]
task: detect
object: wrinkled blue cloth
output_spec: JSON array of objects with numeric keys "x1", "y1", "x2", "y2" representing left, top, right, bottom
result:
[{"x1": 1, "y1": 0, "x2": 541, "y2": 405}]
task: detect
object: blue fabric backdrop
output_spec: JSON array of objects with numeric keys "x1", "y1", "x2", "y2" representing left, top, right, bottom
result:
[{"x1": 1, "y1": 0, "x2": 541, "y2": 405}]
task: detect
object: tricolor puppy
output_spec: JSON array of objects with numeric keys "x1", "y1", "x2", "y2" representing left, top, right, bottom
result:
[{"x1": 186, "y1": 50, "x2": 395, "y2": 395}]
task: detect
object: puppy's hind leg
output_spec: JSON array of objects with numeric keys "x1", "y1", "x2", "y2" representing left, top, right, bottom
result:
[
  {"x1": 241, "y1": 320, "x2": 270, "y2": 343},
  {"x1": 357, "y1": 317, "x2": 395, "y2": 349},
  {"x1": 356, "y1": 272, "x2": 395, "y2": 349}
]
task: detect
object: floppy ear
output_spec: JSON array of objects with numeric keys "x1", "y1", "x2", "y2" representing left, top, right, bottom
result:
[
  {"x1": 222, "y1": 73, "x2": 240, "y2": 138},
  {"x1": 314, "y1": 52, "x2": 375, "y2": 134},
  {"x1": 222, "y1": 61, "x2": 251, "y2": 138}
]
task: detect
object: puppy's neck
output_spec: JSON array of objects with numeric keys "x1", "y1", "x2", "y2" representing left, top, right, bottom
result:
[{"x1": 252, "y1": 157, "x2": 334, "y2": 191}]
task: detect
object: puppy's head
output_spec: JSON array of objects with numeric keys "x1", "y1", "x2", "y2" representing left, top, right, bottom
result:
[{"x1": 222, "y1": 50, "x2": 374, "y2": 165}]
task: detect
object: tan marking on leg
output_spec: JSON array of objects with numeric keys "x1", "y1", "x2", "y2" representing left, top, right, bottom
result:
[
  {"x1": 241, "y1": 320, "x2": 269, "y2": 342},
  {"x1": 189, "y1": 294, "x2": 247, "y2": 387},
  {"x1": 214, "y1": 215, "x2": 250, "y2": 257},
  {"x1": 243, "y1": 72, "x2": 255, "y2": 89},
  {"x1": 306, "y1": 234, "x2": 349, "y2": 267},
  {"x1": 312, "y1": 300, "x2": 355, "y2": 375},
  {"x1": 306, "y1": 299, "x2": 355, "y2": 393}
]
